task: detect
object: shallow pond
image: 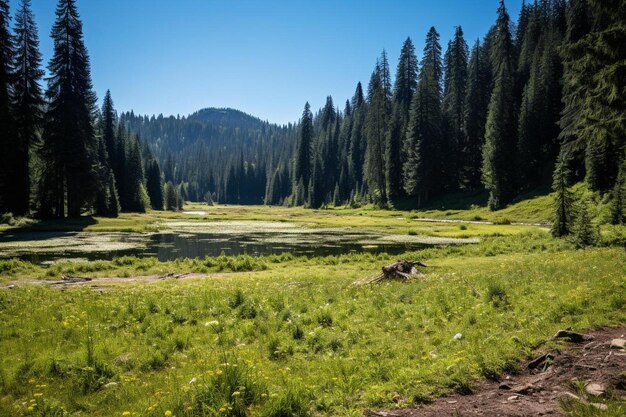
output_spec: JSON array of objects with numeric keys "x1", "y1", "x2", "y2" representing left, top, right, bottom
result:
[{"x1": 0, "y1": 220, "x2": 477, "y2": 263}]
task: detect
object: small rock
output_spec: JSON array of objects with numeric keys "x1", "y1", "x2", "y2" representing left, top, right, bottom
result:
[
  {"x1": 7, "y1": 284, "x2": 15, "y2": 289},
  {"x1": 552, "y1": 329, "x2": 591, "y2": 343},
  {"x1": 103, "y1": 382, "x2": 118, "y2": 388},
  {"x1": 610, "y1": 338, "x2": 625, "y2": 349},
  {"x1": 446, "y1": 400, "x2": 457, "y2": 404},
  {"x1": 585, "y1": 383, "x2": 605, "y2": 397},
  {"x1": 590, "y1": 403, "x2": 608, "y2": 411},
  {"x1": 453, "y1": 333, "x2": 463, "y2": 340},
  {"x1": 507, "y1": 395, "x2": 519, "y2": 401},
  {"x1": 515, "y1": 384, "x2": 540, "y2": 395},
  {"x1": 499, "y1": 383, "x2": 512, "y2": 390}
]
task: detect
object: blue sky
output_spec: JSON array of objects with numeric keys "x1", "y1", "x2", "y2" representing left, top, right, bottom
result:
[{"x1": 12, "y1": 0, "x2": 522, "y2": 125}]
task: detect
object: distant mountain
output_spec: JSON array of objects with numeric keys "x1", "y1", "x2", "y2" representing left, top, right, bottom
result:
[
  {"x1": 188, "y1": 108, "x2": 268, "y2": 130},
  {"x1": 120, "y1": 107, "x2": 297, "y2": 204}
]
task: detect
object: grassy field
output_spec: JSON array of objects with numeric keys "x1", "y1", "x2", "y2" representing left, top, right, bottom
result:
[{"x1": 0, "y1": 200, "x2": 625, "y2": 417}]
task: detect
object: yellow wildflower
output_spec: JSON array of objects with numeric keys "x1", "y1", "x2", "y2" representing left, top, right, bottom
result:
[
  {"x1": 122, "y1": 412, "x2": 131, "y2": 416},
  {"x1": 165, "y1": 411, "x2": 173, "y2": 417}
]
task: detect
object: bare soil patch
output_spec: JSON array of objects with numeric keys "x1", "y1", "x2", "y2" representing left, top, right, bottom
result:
[{"x1": 367, "y1": 327, "x2": 626, "y2": 417}]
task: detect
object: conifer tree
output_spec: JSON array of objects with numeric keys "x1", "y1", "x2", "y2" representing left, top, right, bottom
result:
[
  {"x1": 8, "y1": 0, "x2": 43, "y2": 215},
  {"x1": 164, "y1": 181, "x2": 178, "y2": 211},
  {"x1": 122, "y1": 134, "x2": 146, "y2": 212},
  {"x1": 386, "y1": 38, "x2": 417, "y2": 203},
  {"x1": 482, "y1": 0, "x2": 517, "y2": 210},
  {"x1": 94, "y1": 136, "x2": 119, "y2": 217},
  {"x1": 308, "y1": 154, "x2": 324, "y2": 209},
  {"x1": 611, "y1": 157, "x2": 625, "y2": 224},
  {"x1": 348, "y1": 82, "x2": 366, "y2": 191},
  {"x1": 0, "y1": 0, "x2": 14, "y2": 214},
  {"x1": 365, "y1": 51, "x2": 391, "y2": 205},
  {"x1": 294, "y1": 102, "x2": 313, "y2": 201},
  {"x1": 146, "y1": 159, "x2": 164, "y2": 210},
  {"x1": 40, "y1": 0, "x2": 99, "y2": 218},
  {"x1": 462, "y1": 40, "x2": 489, "y2": 190},
  {"x1": 442, "y1": 26, "x2": 468, "y2": 191},
  {"x1": 573, "y1": 199, "x2": 598, "y2": 248},
  {"x1": 403, "y1": 27, "x2": 443, "y2": 206},
  {"x1": 551, "y1": 154, "x2": 574, "y2": 237},
  {"x1": 101, "y1": 90, "x2": 117, "y2": 169}
]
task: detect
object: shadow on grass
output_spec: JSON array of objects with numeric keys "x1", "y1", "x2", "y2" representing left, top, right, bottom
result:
[
  {"x1": 1, "y1": 216, "x2": 98, "y2": 239},
  {"x1": 392, "y1": 185, "x2": 552, "y2": 212}
]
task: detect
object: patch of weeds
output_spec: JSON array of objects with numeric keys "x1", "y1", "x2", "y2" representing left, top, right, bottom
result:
[
  {"x1": 486, "y1": 280, "x2": 509, "y2": 308},
  {"x1": 261, "y1": 388, "x2": 311, "y2": 417},
  {"x1": 316, "y1": 310, "x2": 333, "y2": 327}
]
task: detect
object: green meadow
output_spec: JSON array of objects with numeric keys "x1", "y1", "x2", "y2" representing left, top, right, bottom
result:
[{"x1": 0, "y1": 197, "x2": 625, "y2": 417}]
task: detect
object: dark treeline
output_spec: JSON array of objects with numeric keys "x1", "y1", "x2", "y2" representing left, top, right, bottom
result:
[
  {"x1": 0, "y1": 0, "x2": 170, "y2": 218},
  {"x1": 0, "y1": 0, "x2": 624, "y2": 219}
]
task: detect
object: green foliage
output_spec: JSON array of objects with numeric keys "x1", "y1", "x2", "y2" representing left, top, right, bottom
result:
[
  {"x1": 573, "y1": 200, "x2": 599, "y2": 248},
  {"x1": 482, "y1": 1, "x2": 517, "y2": 211},
  {"x1": 552, "y1": 155, "x2": 575, "y2": 237}
]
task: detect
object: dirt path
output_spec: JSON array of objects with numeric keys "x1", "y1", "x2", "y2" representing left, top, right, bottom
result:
[{"x1": 366, "y1": 327, "x2": 626, "y2": 417}]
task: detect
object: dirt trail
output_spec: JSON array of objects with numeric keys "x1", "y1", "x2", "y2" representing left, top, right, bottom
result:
[{"x1": 367, "y1": 327, "x2": 626, "y2": 417}]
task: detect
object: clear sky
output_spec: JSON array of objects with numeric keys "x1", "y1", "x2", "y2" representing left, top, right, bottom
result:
[{"x1": 12, "y1": 0, "x2": 522, "y2": 125}]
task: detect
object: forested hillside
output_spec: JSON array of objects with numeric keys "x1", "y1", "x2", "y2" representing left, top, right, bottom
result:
[{"x1": 0, "y1": 0, "x2": 624, "y2": 225}]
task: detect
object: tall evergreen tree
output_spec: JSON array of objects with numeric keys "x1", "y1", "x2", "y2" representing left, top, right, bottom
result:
[
  {"x1": 294, "y1": 102, "x2": 313, "y2": 201},
  {"x1": 551, "y1": 154, "x2": 574, "y2": 237},
  {"x1": 101, "y1": 90, "x2": 117, "y2": 169},
  {"x1": 146, "y1": 159, "x2": 164, "y2": 210},
  {"x1": 365, "y1": 51, "x2": 391, "y2": 205},
  {"x1": 9, "y1": 0, "x2": 43, "y2": 215},
  {"x1": 40, "y1": 0, "x2": 99, "y2": 218},
  {"x1": 121, "y1": 134, "x2": 146, "y2": 212},
  {"x1": 482, "y1": 0, "x2": 517, "y2": 210},
  {"x1": 94, "y1": 135, "x2": 119, "y2": 217},
  {"x1": 462, "y1": 40, "x2": 489, "y2": 190},
  {"x1": 386, "y1": 37, "x2": 418, "y2": 204},
  {"x1": 0, "y1": 0, "x2": 14, "y2": 214},
  {"x1": 348, "y1": 82, "x2": 366, "y2": 191},
  {"x1": 403, "y1": 27, "x2": 443, "y2": 206},
  {"x1": 442, "y1": 26, "x2": 468, "y2": 191},
  {"x1": 611, "y1": 156, "x2": 625, "y2": 225}
]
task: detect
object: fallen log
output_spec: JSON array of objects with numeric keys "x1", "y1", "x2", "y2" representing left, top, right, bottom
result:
[{"x1": 358, "y1": 260, "x2": 427, "y2": 285}]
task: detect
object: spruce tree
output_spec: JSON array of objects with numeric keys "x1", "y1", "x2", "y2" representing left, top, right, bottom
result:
[
  {"x1": 462, "y1": 40, "x2": 489, "y2": 190},
  {"x1": 442, "y1": 26, "x2": 468, "y2": 191},
  {"x1": 573, "y1": 199, "x2": 598, "y2": 248},
  {"x1": 348, "y1": 82, "x2": 366, "y2": 192},
  {"x1": 364, "y1": 51, "x2": 391, "y2": 205},
  {"x1": 8, "y1": 0, "x2": 43, "y2": 215},
  {"x1": 386, "y1": 38, "x2": 418, "y2": 204},
  {"x1": 94, "y1": 136, "x2": 119, "y2": 217},
  {"x1": 294, "y1": 102, "x2": 313, "y2": 200},
  {"x1": 0, "y1": 0, "x2": 14, "y2": 214},
  {"x1": 559, "y1": 0, "x2": 624, "y2": 192},
  {"x1": 101, "y1": 90, "x2": 117, "y2": 169},
  {"x1": 611, "y1": 157, "x2": 625, "y2": 224},
  {"x1": 164, "y1": 181, "x2": 178, "y2": 211},
  {"x1": 40, "y1": 0, "x2": 99, "y2": 218},
  {"x1": 551, "y1": 154, "x2": 574, "y2": 237},
  {"x1": 403, "y1": 27, "x2": 443, "y2": 207},
  {"x1": 146, "y1": 159, "x2": 164, "y2": 210},
  {"x1": 122, "y1": 134, "x2": 146, "y2": 212},
  {"x1": 482, "y1": 0, "x2": 517, "y2": 210}
]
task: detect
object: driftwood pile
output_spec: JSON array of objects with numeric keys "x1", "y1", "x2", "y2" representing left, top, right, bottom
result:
[{"x1": 357, "y1": 260, "x2": 427, "y2": 285}]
